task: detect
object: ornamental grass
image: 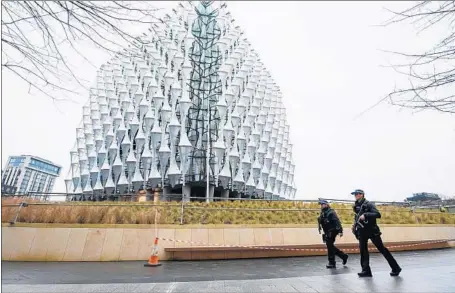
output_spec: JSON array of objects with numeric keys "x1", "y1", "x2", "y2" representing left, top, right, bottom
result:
[{"x1": 2, "y1": 198, "x2": 454, "y2": 225}]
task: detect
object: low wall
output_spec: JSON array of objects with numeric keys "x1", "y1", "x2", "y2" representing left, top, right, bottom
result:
[
  {"x1": 2, "y1": 224, "x2": 454, "y2": 262},
  {"x1": 166, "y1": 240, "x2": 453, "y2": 261}
]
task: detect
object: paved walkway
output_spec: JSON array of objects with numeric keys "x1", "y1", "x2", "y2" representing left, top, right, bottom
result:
[{"x1": 3, "y1": 249, "x2": 455, "y2": 292}]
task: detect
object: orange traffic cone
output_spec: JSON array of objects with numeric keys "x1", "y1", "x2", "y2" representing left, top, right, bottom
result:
[{"x1": 144, "y1": 237, "x2": 162, "y2": 267}]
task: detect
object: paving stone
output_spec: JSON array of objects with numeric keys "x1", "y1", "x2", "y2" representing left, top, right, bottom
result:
[
  {"x1": 2, "y1": 249, "x2": 455, "y2": 293},
  {"x1": 4, "y1": 249, "x2": 454, "y2": 285},
  {"x1": 288, "y1": 281, "x2": 318, "y2": 293},
  {"x1": 298, "y1": 276, "x2": 354, "y2": 293}
]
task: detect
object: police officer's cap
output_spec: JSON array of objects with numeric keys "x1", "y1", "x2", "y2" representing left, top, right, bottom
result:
[
  {"x1": 318, "y1": 199, "x2": 329, "y2": 205},
  {"x1": 351, "y1": 189, "x2": 365, "y2": 195}
]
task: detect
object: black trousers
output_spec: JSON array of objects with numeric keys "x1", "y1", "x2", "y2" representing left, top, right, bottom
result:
[
  {"x1": 325, "y1": 232, "x2": 347, "y2": 264},
  {"x1": 358, "y1": 233, "x2": 400, "y2": 272}
]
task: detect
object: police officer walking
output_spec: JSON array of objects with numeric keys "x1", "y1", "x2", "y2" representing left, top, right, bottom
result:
[
  {"x1": 351, "y1": 189, "x2": 402, "y2": 277},
  {"x1": 318, "y1": 199, "x2": 349, "y2": 268}
]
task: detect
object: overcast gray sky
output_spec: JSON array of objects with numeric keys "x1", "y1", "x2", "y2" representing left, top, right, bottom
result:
[{"x1": 2, "y1": 1, "x2": 454, "y2": 201}]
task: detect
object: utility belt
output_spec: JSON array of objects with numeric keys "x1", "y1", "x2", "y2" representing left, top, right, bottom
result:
[{"x1": 321, "y1": 229, "x2": 340, "y2": 243}]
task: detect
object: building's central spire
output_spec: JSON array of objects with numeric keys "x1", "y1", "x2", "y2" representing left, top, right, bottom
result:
[{"x1": 187, "y1": 0, "x2": 222, "y2": 184}]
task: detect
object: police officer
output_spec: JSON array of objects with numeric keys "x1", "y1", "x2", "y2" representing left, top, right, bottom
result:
[
  {"x1": 318, "y1": 199, "x2": 348, "y2": 268},
  {"x1": 351, "y1": 189, "x2": 402, "y2": 277}
]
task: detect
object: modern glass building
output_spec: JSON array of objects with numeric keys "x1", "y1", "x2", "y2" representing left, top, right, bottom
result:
[
  {"x1": 2, "y1": 155, "x2": 61, "y2": 195},
  {"x1": 66, "y1": 1, "x2": 297, "y2": 201}
]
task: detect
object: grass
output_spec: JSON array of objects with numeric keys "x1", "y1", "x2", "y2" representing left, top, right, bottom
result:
[{"x1": 2, "y1": 198, "x2": 455, "y2": 225}]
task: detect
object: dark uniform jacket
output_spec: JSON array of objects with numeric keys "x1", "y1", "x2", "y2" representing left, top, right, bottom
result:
[
  {"x1": 352, "y1": 198, "x2": 382, "y2": 237},
  {"x1": 318, "y1": 207, "x2": 343, "y2": 236}
]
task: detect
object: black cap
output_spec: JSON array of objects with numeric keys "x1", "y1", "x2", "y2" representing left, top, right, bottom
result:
[
  {"x1": 351, "y1": 189, "x2": 365, "y2": 195},
  {"x1": 318, "y1": 199, "x2": 329, "y2": 205}
]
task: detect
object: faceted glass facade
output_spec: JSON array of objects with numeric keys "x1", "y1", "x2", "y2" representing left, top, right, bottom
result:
[{"x1": 66, "y1": 1, "x2": 297, "y2": 200}]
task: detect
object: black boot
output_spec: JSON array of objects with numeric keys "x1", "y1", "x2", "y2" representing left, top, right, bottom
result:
[
  {"x1": 326, "y1": 263, "x2": 336, "y2": 269},
  {"x1": 342, "y1": 254, "x2": 349, "y2": 265},
  {"x1": 358, "y1": 270, "x2": 373, "y2": 277},
  {"x1": 390, "y1": 267, "x2": 402, "y2": 277}
]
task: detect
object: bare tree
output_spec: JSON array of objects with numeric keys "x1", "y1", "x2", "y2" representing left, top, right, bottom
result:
[
  {"x1": 384, "y1": 1, "x2": 455, "y2": 114},
  {"x1": 1, "y1": 1, "x2": 165, "y2": 101},
  {"x1": 440, "y1": 194, "x2": 455, "y2": 200}
]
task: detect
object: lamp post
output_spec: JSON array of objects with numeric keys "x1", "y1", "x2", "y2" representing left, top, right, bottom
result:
[
  {"x1": 126, "y1": 141, "x2": 136, "y2": 194},
  {"x1": 167, "y1": 79, "x2": 182, "y2": 188},
  {"x1": 149, "y1": 119, "x2": 162, "y2": 189},
  {"x1": 141, "y1": 141, "x2": 153, "y2": 191},
  {"x1": 213, "y1": 94, "x2": 227, "y2": 186},
  {"x1": 179, "y1": 74, "x2": 192, "y2": 189}
]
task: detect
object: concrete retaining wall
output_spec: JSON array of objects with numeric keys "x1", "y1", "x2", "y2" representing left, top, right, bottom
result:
[{"x1": 2, "y1": 224, "x2": 454, "y2": 262}]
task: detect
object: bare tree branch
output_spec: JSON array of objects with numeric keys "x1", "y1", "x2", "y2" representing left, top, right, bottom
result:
[
  {"x1": 382, "y1": 1, "x2": 455, "y2": 114},
  {"x1": 1, "y1": 1, "x2": 165, "y2": 102}
]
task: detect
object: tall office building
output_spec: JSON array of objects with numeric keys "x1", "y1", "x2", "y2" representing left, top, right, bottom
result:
[
  {"x1": 66, "y1": 1, "x2": 297, "y2": 201},
  {"x1": 2, "y1": 155, "x2": 61, "y2": 195}
]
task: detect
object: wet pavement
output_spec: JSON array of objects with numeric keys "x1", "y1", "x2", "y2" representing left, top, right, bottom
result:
[{"x1": 2, "y1": 248, "x2": 455, "y2": 292}]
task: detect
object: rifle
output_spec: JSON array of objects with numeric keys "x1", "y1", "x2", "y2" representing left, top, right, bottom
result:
[
  {"x1": 317, "y1": 215, "x2": 325, "y2": 242},
  {"x1": 317, "y1": 216, "x2": 322, "y2": 234},
  {"x1": 352, "y1": 201, "x2": 367, "y2": 238},
  {"x1": 356, "y1": 217, "x2": 365, "y2": 228}
]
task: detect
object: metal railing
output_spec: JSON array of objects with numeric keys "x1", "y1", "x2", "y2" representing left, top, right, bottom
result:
[
  {"x1": 5, "y1": 192, "x2": 417, "y2": 205},
  {"x1": 3, "y1": 192, "x2": 452, "y2": 207},
  {"x1": 3, "y1": 192, "x2": 454, "y2": 214}
]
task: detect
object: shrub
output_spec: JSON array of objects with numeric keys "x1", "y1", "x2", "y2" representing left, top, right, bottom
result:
[{"x1": 2, "y1": 198, "x2": 455, "y2": 225}]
